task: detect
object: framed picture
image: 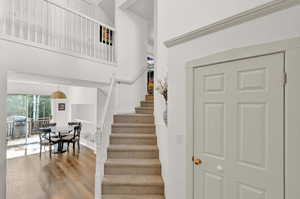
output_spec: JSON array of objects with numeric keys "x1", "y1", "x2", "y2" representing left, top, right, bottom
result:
[{"x1": 58, "y1": 103, "x2": 65, "y2": 111}]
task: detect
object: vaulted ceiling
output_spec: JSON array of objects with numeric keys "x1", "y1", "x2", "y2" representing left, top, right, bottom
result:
[{"x1": 128, "y1": 0, "x2": 154, "y2": 21}]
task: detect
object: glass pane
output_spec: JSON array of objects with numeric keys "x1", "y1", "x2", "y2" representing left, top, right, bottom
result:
[
  {"x1": 7, "y1": 95, "x2": 27, "y2": 117},
  {"x1": 38, "y1": 95, "x2": 51, "y2": 119}
]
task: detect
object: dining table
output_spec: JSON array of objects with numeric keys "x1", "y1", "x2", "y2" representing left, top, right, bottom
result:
[{"x1": 50, "y1": 125, "x2": 74, "y2": 153}]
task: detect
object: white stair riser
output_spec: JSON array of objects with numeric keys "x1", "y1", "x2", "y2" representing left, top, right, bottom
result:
[
  {"x1": 102, "y1": 185, "x2": 164, "y2": 195},
  {"x1": 104, "y1": 166, "x2": 161, "y2": 175}
]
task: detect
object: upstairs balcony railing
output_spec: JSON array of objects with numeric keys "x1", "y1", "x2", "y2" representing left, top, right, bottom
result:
[{"x1": 0, "y1": 0, "x2": 116, "y2": 64}]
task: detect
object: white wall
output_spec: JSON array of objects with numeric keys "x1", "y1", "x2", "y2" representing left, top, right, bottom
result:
[
  {"x1": 68, "y1": 86, "x2": 98, "y2": 149},
  {"x1": 0, "y1": 70, "x2": 6, "y2": 199},
  {"x1": 52, "y1": 98, "x2": 69, "y2": 126},
  {"x1": 153, "y1": 0, "x2": 169, "y2": 195},
  {"x1": 7, "y1": 81, "x2": 63, "y2": 95},
  {"x1": 161, "y1": 0, "x2": 273, "y2": 39},
  {"x1": 159, "y1": 5, "x2": 300, "y2": 199},
  {"x1": 114, "y1": 1, "x2": 149, "y2": 113},
  {"x1": 0, "y1": 39, "x2": 115, "y2": 83}
]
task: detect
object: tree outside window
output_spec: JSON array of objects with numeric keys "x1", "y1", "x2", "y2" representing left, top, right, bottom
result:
[{"x1": 7, "y1": 94, "x2": 52, "y2": 120}]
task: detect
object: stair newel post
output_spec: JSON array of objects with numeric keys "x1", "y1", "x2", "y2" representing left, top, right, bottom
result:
[
  {"x1": 95, "y1": 126, "x2": 102, "y2": 199},
  {"x1": 95, "y1": 75, "x2": 116, "y2": 199}
]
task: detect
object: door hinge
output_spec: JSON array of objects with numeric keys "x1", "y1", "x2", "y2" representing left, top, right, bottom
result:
[{"x1": 283, "y1": 72, "x2": 287, "y2": 86}]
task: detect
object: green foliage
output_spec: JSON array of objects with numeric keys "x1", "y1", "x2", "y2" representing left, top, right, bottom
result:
[{"x1": 7, "y1": 94, "x2": 52, "y2": 119}]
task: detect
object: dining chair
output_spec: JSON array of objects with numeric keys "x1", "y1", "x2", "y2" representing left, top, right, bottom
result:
[
  {"x1": 47, "y1": 123, "x2": 57, "y2": 127},
  {"x1": 63, "y1": 124, "x2": 81, "y2": 154},
  {"x1": 39, "y1": 128, "x2": 60, "y2": 158}
]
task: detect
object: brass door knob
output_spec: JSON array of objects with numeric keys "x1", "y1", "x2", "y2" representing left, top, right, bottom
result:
[{"x1": 194, "y1": 158, "x2": 202, "y2": 166}]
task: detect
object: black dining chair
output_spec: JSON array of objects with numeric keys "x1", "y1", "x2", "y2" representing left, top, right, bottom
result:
[
  {"x1": 47, "y1": 123, "x2": 57, "y2": 127},
  {"x1": 39, "y1": 128, "x2": 60, "y2": 158},
  {"x1": 62, "y1": 124, "x2": 81, "y2": 154}
]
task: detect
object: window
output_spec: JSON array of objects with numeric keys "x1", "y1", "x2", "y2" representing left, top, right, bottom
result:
[{"x1": 7, "y1": 94, "x2": 52, "y2": 120}]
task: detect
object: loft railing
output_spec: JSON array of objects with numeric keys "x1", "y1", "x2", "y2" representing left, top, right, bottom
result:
[{"x1": 0, "y1": 0, "x2": 116, "y2": 64}]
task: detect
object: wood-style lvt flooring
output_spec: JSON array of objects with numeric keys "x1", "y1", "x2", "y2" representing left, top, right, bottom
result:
[{"x1": 7, "y1": 145, "x2": 95, "y2": 199}]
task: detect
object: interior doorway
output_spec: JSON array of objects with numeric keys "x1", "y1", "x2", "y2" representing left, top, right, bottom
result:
[{"x1": 192, "y1": 53, "x2": 284, "y2": 199}]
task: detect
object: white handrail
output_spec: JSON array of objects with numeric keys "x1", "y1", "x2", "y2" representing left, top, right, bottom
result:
[
  {"x1": 98, "y1": 77, "x2": 115, "y2": 131},
  {"x1": 95, "y1": 75, "x2": 115, "y2": 199},
  {"x1": 116, "y1": 65, "x2": 149, "y2": 85}
]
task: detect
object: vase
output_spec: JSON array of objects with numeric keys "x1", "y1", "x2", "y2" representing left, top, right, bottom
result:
[{"x1": 163, "y1": 103, "x2": 168, "y2": 126}]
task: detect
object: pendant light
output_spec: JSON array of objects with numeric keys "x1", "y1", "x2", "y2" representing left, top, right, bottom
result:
[{"x1": 51, "y1": 86, "x2": 67, "y2": 99}]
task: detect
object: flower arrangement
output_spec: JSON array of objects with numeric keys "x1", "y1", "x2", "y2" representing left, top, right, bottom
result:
[{"x1": 156, "y1": 78, "x2": 168, "y2": 102}]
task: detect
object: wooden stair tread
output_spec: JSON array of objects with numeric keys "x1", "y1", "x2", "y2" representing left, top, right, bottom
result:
[
  {"x1": 136, "y1": 107, "x2": 154, "y2": 110},
  {"x1": 105, "y1": 159, "x2": 161, "y2": 167},
  {"x1": 103, "y1": 195, "x2": 164, "y2": 199},
  {"x1": 111, "y1": 133, "x2": 156, "y2": 138},
  {"x1": 103, "y1": 175, "x2": 164, "y2": 186},
  {"x1": 108, "y1": 145, "x2": 158, "y2": 151},
  {"x1": 115, "y1": 113, "x2": 153, "y2": 117},
  {"x1": 112, "y1": 123, "x2": 155, "y2": 127}
]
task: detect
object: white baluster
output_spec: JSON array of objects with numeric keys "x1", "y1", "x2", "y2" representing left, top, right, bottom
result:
[
  {"x1": 34, "y1": 0, "x2": 38, "y2": 43},
  {"x1": 87, "y1": 19, "x2": 90, "y2": 56},
  {"x1": 77, "y1": 15, "x2": 81, "y2": 54},
  {"x1": 112, "y1": 31, "x2": 115, "y2": 63},
  {"x1": 58, "y1": 7, "x2": 62, "y2": 49},
  {"x1": 19, "y1": 0, "x2": 24, "y2": 39},
  {"x1": 0, "y1": 0, "x2": 5, "y2": 33},
  {"x1": 53, "y1": 6, "x2": 57, "y2": 48},
  {"x1": 79, "y1": 16, "x2": 82, "y2": 55},
  {"x1": 106, "y1": 27, "x2": 109, "y2": 62},
  {"x1": 71, "y1": 13, "x2": 75, "y2": 52},
  {"x1": 95, "y1": 23, "x2": 99, "y2": 59},
  {"x1": 36, "y1": 0, "x2": 41, "y2": 43},
  {"x1": 11, "y1": 0, "x2": 15, "y2": 36},
  {"x1": 28, "y1": 0, "x2": 32, "y2": 41},
  {"x1": 109, "y1": 29, "x2": 112, "y2": 63},
  {"x1": 91, "y1": 21, "x2": 95, "y2": 57}
]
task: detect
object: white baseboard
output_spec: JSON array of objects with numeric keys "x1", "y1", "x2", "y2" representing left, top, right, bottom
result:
[{"x1": 80, "y1": 139, "x2": 96, "y2": 152}]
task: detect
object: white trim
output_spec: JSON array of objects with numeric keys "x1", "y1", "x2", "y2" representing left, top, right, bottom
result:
[
  {"x1": 165, "y1": 0, "x2": 300, "y2": 48},
  {"x1": 0, "y1": 34, "x2": 118, "y2": 67},
  {"x1": 186, "y1": 66, "x2": 194, "y2": 199},
  {"x1": 80, "y1": 138, "x2": 96, "y2": 151},
  {"x1": 186, "y1": 36, "x2": 300, "y2": 199},
  {"x1": 7, "y1": 71, "x2": 111, "y2": 89}
]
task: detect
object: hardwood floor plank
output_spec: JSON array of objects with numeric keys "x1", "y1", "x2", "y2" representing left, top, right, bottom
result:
[{"x1": 7, "y1": 145, "x2": 95, "y2": 199}]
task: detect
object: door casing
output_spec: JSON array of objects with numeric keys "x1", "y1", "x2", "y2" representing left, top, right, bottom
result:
[{"x1": 186, "y1": 37, "x2": 300, "y2": 199}]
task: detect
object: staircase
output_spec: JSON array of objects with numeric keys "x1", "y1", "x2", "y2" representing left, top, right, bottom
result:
[{"x1": 102, "y1": 95, "x2": 165, "y2": 199}]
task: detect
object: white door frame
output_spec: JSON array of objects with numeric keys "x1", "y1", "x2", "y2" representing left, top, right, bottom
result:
[{"x1": 186, "y1": 36, "x2": 300, "y2": 199}]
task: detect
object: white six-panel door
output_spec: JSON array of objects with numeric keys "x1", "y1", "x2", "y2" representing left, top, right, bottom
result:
[{"x1": 193, "y1": 53, "x2": 285, "y2": 199}]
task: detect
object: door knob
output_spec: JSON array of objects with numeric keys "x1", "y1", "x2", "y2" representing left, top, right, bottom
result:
[{"x1": 193, "y1": 158, "x2": 202, "y2": 166}]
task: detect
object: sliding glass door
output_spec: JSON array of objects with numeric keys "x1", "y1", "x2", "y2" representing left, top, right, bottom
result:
[{"x1": 6, "y1": 94, "x2": 52, "y2": 141}]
